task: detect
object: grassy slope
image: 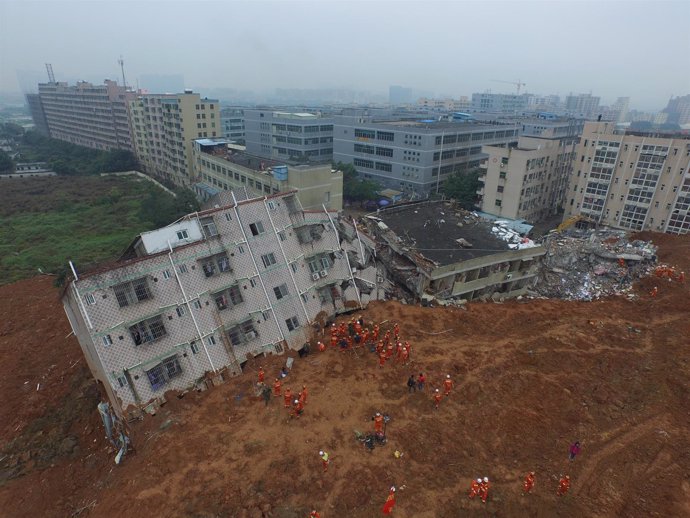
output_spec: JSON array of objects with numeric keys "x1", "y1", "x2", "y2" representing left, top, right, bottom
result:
[{"x1": 0, "y1": 176, "x2": 164, "y2": 285}]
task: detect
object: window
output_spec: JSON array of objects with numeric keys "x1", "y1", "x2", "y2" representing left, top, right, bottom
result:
[
  {"x1": 227, "y1": 320, "x2": 258, "y2": 345},
  {"x1": 113, "y1": 277, "x2": 152, "y2": 308},
  {"x1": 278, "y1": 230, "x2": 287, "y2": 241},
  {"x1": 285, "y1": 316, "x2": 300, "y2": 332},
  {"x1": 261, "y1": 252, "x2": 277, "y2": 268},
  {"x1": 129, "y1": 315, "x2": 167, "y2": 345},
  {"x1": 176, "y1": 306, "x2": 185, "y2": 317},
  {"x1": 179, "y1": 264, "x2": 188, "y2": 274},
  {"x1": 375, "y1": 162, "x2": 392, "y2": 172},
  {"x1": 116, "y1": 376, "x2": 128, "y2": 388},
  {"x1": 497, "y1": 186, "x2": 504, "y2": 193},
  {"x1": 214, "y1": 284, "x2": 243, "y2": 310},
  {"x1": 162, "y1": 269, "x2": 171, "y2": 280},
  {"x1": 273, "y1": 283, "x2": 289, "y2": 300},
  {"x1": 145, "y1": 355, "x2": 182, "y2": 390},
  {"x1": 192, "y1": 299, "x2": 202, "y2": 310},
  {"x1": 102, "y1": 335, "x2": 113, "y2": 347},
  {"x1": 201, "y1": 253, "x2": 231, "y2": 277},
  {"x1": 376, "y1": 147, "x2": 393, "y2": 157},
  {"x1": 176, "y1": 229, "x2": 189, "y2": 240},
  {"x1": 353, "y1": 158, "x2": 374, "y2": 169},
  {"x1": 249, "y1": 221, "x2": 265, "y2": 236},
  {"x1": 354, "y1": 128, "x2": 375, "y2": 139},
  {"x1": 250, "y1": 278, "x2": 257, "y2": 288},
  {"x1": 224, "y1": 213, "x2": 232, "y2": 222},
  {"x1": 85, "y1": 293, "x2": 96, "y2": 305},
  {"x1": 199, "y1": 216, "x2": 218, "y2": 237},
  {"x1": 354, "y1": 143, "x2": 375, "y2": 154},
  {"x1": 495, "y1": 199, "x2": 502, "y2": 207},
  {"x1": 291, "y1": 262, "x2": 298, "y2": 273},
  {"x1": 206, "y1": 335, "x2": 216, "y2": 346},
  {"x1": 190, "y1": 341, "x2": 200, "y2": 354},
  {"x1": 376, "y1": 131, "x2": 394, "y2": 142}
]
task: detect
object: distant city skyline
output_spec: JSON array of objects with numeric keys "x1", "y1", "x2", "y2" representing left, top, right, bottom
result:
[{"x1": 1, "y1": 0, "x2": 689, "y2": 111}]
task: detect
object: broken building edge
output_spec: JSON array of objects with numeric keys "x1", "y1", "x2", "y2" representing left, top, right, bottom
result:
[
  {"x1": 361, "y1": 200, "x2": 546, "y2": 303},
  {"x1": 61, "y1": 190, "x2": 381, "y2": 419}
]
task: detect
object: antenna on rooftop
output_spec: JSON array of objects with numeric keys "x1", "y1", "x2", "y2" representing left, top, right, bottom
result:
[
  {"x1": 45, "y1": 63, "x2": 55, "y2": 83},
  {"x1": 118, "y1": 56, "x2": 127, "y2": 89}
]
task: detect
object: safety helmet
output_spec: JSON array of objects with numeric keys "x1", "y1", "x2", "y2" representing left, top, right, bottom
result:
[
  {"x1": 319, "y1": 450, "x2": 324, "y2": 455},
  {"x1": 476, "y1": 478, "x2": 482, "y2": 483},
  {"x1": 376, "y1": 412, "x2": 381, "y2": 416},
  {"x1": 447, "y1": 374, "x2": 451, "y2": 379},
  {"x1": 332, "y1": 323, "x2": 336, "y2": 327},
  {"x1": 565, "y1": 475, "x2": 570, "y2": 479},
  {"x1": 294, "y1": 399, "x2": 298, "y2": 404},
  {"x1": 483, "y1": 477, "x2": 489, "y2": 482},
  {"x1": 530, "y1": 471, "x2": 535, "y2": 476},
  {"x1": 435, "y1": 389, "x2": 439, "y2": 392},
  {"x1": 390, "y1": 486, "x2": 396, "y2": 492}
]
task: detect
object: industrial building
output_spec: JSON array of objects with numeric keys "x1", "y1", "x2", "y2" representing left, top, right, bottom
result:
[
  {"x1": 362, "y1": 200, "x2": 545, "y2": 302},
  {"x1": 478, "y1": 119, "x2": 583, "y2": 223},
  {"x1": 563, "y1": 121, "x2": 690, "y2": 234},
  {"x1": 333, "y1": 115, "x2": 520, "y2": 196},
  {"x1": 565, "y1": 93, "x2": 601, "y2": 118},
  {"x1": 61, "y1": 190, "x2": 378, "y2": 417},
  {"x1": 128, "y1": 91, "x2": 220, "y2": 187},
  {"x1": 30, "y1": 80, "x2": 134, "y2": 151},
  {"x1": 244, "y1": 109, "x2": 334, "y2": 163},
  {"x1": 192, "y1": 138, "x2": 343, "y2": 210},
  {"x1": 471, "y1": 93, "x2": 528, "y2": 113},
  {"x1": 221, "y1": 107, "x2": 245, "y2": 143}
]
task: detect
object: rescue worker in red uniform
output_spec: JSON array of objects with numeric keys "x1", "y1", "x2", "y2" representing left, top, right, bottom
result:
[
  {"x1": 469, "y1": 478, "x2": 481, "y2": 499},
  {"x1": 443, "y1": 374, "x2": 453, "y2": 396},
  {"x1": 558, "y1": 475, "x2": 570, "y2": 496},
  {"x1": 523, "y1": 472, "x2": 535, "y2": 493}
]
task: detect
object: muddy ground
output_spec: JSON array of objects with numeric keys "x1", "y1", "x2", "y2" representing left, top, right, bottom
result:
[{"x1": 0, "y1": 232, "x2": 689, "y2": 517}]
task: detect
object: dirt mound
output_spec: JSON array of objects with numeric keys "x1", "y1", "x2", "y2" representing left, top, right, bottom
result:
[{"x1": 1, "y1": 234, "x2": 689, "y2": 517}]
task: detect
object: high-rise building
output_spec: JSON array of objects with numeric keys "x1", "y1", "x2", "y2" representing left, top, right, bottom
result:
[
  {"x1": 244, "y1": 109, "x2": 334, "y2": 163},
  {"x1": 662, "y1": 94, "x2": 690, "y2": 125},
  {"x1": 563, "y1": 121, "x2": 690, "y2": 234},
  {"x1": 61, "y1": 190, "x2": 375, "y2": 417},
  {"x1": 25, "y1": 94, "x2": 49, "y2": 135},
  {"x1": 611, "y1": 97, "x2": 630, "y2": 123},
  {"x1": 128, "y1": 91, "x2": 220, "y2": 187},
  {"x1": 220, "y1": 107, "x2": 245, "y2": 143},
  {"x1": 192, "y1": 138, "x2": 343, "y2": 210},
  {"x1": 32, "y1": 80, "x2": 133, "y2": 151},
  {"x1": 389, "y1": 85, "x2": 415, "y2": 104},
  {"x1": 478, "y1": 119, "x2": 583, "y2": 223},
  {"x1": 416, "y1": 97, "x2": 471, "y2": 111},
  {"x1": 565, "y1": 93, "x2": 601, "y2": 117},
  {"x1": 471, "y1": 93, "x2": 528, "y2": 113},
  {"x1": 333, "y1": 115, "x2": 520, "y2": 196}
]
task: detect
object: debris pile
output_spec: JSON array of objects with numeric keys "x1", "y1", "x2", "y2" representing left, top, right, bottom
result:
[
  {"x1": 534, "y1": 229, "x2": 657, "y2": 300},
  {"x1": 491, "y1": 220, "x2": 538, "y2": 249}
]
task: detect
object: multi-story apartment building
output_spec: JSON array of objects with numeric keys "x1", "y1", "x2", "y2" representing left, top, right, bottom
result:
[
  {"x1": 662, "y1": 94, "x2": 690, "y2": 125},
  {"x1": 333, "y1": 115, "x2": 520, "y2": 196},
  {"x1": 244, "y1": 109, "x2": 334, "y2": 163},
  {"x1": 192, "y1": 138, "x2": 343, "y2": 210},
  {"x1": 220, "y1": 107, "x2": 245, "y2": 143},
  {"x1": 33, "y1": 80, "x2": 133, "y2": 151},
  {"x1": 563, "y1": 121, "x2": 690, "y2": 233},
  {"x1": 471, "y1": 93, "x2": 528, "y2": 113},
  {"x1": 478, "y1": 119, "x2": 583, "y2": 223},
  {"x1": 128, "y1": 91, "x2": 220, "y2": 187},
  {"x1": 565, "y1": 93, "x2": 601, "y2": 118},
  {"x1": 416, "y1": 97, "x2": 471, "y2": 112},
  {"x1": 62, "y1": 190, "x2": 373, "y2": 416}
]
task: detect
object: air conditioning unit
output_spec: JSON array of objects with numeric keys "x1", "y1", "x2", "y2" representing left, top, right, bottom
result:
[
  {"x1": 320, "y1": 270, "x2": 328, "y2": 278},
  {"x1": 246, "y1": 331, "x2": 257, "y2": 340},
  {"x1": 311, "y1": 272, "x2": 320, "y2": 281},
  {"x1": 377, "y1": 276, "x2": 384, "y2": 283}
]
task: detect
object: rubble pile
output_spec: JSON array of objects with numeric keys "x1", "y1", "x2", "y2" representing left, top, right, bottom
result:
[
  {"x1": 534, "y1": 229, "x2": 657, "y2": 301},
  {"x1": 491, "y1": 220, "x2": 538, "y2": 249}
]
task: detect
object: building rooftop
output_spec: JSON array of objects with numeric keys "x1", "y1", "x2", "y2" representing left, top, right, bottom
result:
[
  {"x1": 376, "y1": 202, "x2": 511, "y2": 267},
  {"x1": 363, "y1": 119, "x2": 519, "y2": 133}
]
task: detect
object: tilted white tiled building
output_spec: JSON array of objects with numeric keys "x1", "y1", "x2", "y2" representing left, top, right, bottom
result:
[{"x1": 62, "y1": 190, "x2": 377, "y2": 416}]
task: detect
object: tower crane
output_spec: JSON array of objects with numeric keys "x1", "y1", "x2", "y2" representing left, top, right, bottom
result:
[{"x1": 490, "y1": 79, "x2": 526, "y2": 95}]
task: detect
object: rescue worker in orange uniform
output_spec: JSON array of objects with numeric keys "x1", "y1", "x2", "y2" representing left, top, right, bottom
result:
[
  {"x1": 300, "y1": 385, "x2": 308, "y2": 405},
  {"x1": 382, "y1": 486, "x2": 396, "y2": 515},
  {"x1": 678, "y1": 271, "x2": 685, "y2": 283},
  {"x1": 557, "y1": 475, "x2": 570, "y2": 496},
  {"x1": 443, "y1": 374, "x2": 454, "y2": 396},
  {"x1": 319, "y1": 450, "x2": 329, "y2": 472},
  {"x1": 479, "y1": 476, "x2": 490, "y2": 503},
  {"x1": 523, "y1": 472, "x2": 535, "y2": 493},
  {"x1": 373, "y1": 412, "x2": 384, "y2": 434},
  {"x1": 393, "y1": 322, "x2": 400, "y2": 340},
  {"x1": 379, "y1": 349, "x2": 387, "y2": 368},
  {"x1": 258, "y1": 367, "x2": 265, "y2": 383},
  {"x1": 433, "y1": 389, "x2": 442, "y2": 409},
  {"x1": 273, "y1": 378, "x2": 282, "y2": 397},
  {"x1": 309, "y1": 511, "x2": 321, "y2": 518},
  {"x1": 292, "y1": 398, "x2": 304, "y2": 418},
  {"x1": 383, "y1": 330, "x2": 391, "y2": 347},
  {"x1": 319, "y1": 340, "x2": 327, "y2": 352},
  {"x1": 386, "y1": 342, "x2": 394, "y2": 359},
  {"x1": 401, "y1": 346, "x2": 410, "y2": 365},
  {"x1": 650, "y1": 286, "x2": 658, "y2": 297},
  {"x1": 283, "y1": 388, "x2": 292, "y2": 408},
  {"x1": 373, "y1": 324, "x2": 380, "y2": 342},
  {"x1": 376, "y1": 340, "x2": 384, "y2": 354},
  {"x1": 395, "y1": 342, "x2": 403, "y2": 362},
  {"x1": 361, "y1": 328, "x2": 369, "y2": 346},
  {"x1": 469, "y1": 478, "x2": 481, "y2": 499}
]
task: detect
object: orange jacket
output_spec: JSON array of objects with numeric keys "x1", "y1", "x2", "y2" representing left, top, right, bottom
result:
[
  {"x1": 258, "y1": 369, "x2": 265, "y2": 383},
  {"x1": 374, "y1": 415, "x2": 384, "y2": 432},
  {"x1": 444, "y1": 379, "x2": 453, "y2": 392}
]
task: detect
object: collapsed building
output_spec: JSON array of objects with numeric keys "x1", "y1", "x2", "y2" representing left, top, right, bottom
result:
[
  {"x1": 360, "y1": 200, "x2": 546, "y2": 303},
  {"x1": 61, "y1": 190, "x2": 379, "y2": 417}
]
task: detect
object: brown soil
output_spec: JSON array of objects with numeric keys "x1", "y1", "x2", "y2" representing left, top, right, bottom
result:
[{"x1": 1, "y1": 233, "x2": 689, "y2": 518}]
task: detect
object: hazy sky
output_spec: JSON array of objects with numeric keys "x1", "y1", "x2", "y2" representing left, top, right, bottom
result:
[{"x1": 1, "y1": 0, "x2": 689, "y2": 110}]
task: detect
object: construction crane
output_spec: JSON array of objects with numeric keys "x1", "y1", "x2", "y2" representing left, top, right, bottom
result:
[
  {"x1": 118, "y1": 56, "x2": 127, "y2": 89},
  {"x1": 490, "y1": 79, "x2": 526, "y2": 95},
  {"x1": 45, "y1": 63, "x2": 55, "y2": 83}
]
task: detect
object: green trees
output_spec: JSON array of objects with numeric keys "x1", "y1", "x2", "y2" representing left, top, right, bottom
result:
[
  {"x1": 336, "y1": 161, "x2": 381, "y2": 205},
  {"x1": 139, "y1": 186, "x2": 200, "y2": 228},
  {"x1": 19, "y1": 131, "x2": 139, "y2": 175},
  {"x1": 442, "y1": 168, "x2": 482, "y2": 210},
  {"x1": 0, "y1": 150, "x2": 13, "y2": 173}
]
